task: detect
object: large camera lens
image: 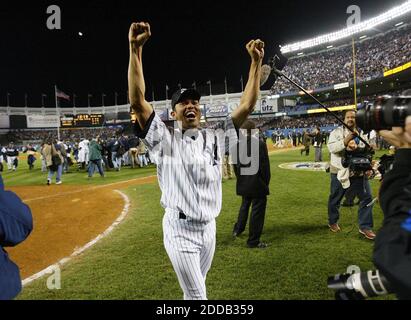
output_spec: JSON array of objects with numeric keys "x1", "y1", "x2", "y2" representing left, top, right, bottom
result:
[{"x1": 356, "y1": 96, "x2": 411, "y2": 132}]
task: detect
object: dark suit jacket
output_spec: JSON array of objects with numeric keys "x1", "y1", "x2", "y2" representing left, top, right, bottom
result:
[
  {"x1": 234, "y1": 135, "x2": 271, "y2": 198},
  {"x1": 0, "y1": 176, "x2": 33, "y2": 300}
]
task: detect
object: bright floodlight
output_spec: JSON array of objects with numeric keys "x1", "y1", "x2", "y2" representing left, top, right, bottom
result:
[{"x1": 280, "y1": 0, "x2": 411, "y2": 54}]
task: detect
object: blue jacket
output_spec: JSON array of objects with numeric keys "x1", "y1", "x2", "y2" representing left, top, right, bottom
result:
[{"x1": 0, "y1": 175, "x2": 33, "y2": 300}]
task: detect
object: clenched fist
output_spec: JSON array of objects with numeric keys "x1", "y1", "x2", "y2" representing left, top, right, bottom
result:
[
  {"x1": 246, "y1": 39, "x2": 265, "y2": 63},
  {"x1": 129, "y1": 22, "x2": 151, "y2": 49}
]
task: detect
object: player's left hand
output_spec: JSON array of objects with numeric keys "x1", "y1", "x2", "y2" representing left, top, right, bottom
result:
[{"x1": 246, "y1": 39, "x2": 265, "y2": 62}]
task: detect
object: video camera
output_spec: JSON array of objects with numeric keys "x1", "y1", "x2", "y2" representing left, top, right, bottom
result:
[{"x1": 356, "y1": 95, "x2": 411, "y2": 132}]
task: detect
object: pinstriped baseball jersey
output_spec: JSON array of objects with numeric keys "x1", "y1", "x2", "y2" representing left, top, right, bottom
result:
[{"x1": 135, "y1": 111, "x2": 238, "y2": 223}]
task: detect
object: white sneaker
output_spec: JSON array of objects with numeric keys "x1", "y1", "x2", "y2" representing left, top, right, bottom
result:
[{"x1": 56, "y1": 181, "x2": 62, "y2": 185}]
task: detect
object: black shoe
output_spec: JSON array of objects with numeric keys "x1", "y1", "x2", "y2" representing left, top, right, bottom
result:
[
  {"x1": 248, "y1": 242, "x2": 268, "y2": 249},
  {"x1": 233, "y1": 231, "x2": 242, "y2": 238}
]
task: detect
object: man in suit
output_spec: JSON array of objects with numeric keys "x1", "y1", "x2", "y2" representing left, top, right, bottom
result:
[{"x1": 232, "y1": 120, "x2": 271, "y2": 248}]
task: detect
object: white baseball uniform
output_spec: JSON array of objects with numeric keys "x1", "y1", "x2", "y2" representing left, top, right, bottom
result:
[
  {"x1": 78, "y1": 139, "x2": 89, "y2": 164},
  {"x1": 136, "y1": 111, "x2": 237, "y2": 300}
]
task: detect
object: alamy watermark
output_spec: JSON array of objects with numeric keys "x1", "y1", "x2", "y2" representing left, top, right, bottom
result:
[
  {"x1": 46, "y1": 5, "x2": 61, "y2": 30},
  {"x1": 46, "y1": 265, "x2": 61, "y2": 290},
  {"x1": 347, "y1": 5, "x2": 361, "y2": 27}
]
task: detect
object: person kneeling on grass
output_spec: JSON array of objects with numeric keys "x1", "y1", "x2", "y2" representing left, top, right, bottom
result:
[{"x1": 0, "y1": 174, "x2": 33, "y2": 300}]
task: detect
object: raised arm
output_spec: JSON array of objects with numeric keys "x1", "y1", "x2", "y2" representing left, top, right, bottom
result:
[
  {"x1": 231, "y1": 39, "x2": 265, "y2": 128},
  {"x1": 128, "y1": 22, "x2": 154, "y2": 129}
]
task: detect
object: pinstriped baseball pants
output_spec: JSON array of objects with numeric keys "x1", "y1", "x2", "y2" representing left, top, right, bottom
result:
[{"x1": 163, "y1": 209, "x2": 216, "y2": 300}]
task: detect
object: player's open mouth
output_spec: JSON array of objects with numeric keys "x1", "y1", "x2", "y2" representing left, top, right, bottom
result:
[{"x1": 185, "y1": 111, "x2": 196, "y2": 119}]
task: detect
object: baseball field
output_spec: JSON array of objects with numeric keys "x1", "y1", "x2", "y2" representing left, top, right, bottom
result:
[{"x1": 2, "y1": 144, "x2": 389, "y2": 300}]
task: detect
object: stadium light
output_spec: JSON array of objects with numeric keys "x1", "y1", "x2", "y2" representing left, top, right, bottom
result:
[
  {"x1": 395, "y1": 21, "x2": 404, "y2": 26},
  {"x1": 280, "y1": 0, "x2": 411, "y2": 54},
  {"x1": 326, "y1": 45, "x2": 334, "y2": 48},
  {"x1": 359, "y1": 35, "x2": 367, "y2": 39}
]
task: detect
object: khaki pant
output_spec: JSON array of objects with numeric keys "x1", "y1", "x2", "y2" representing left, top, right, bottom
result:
[
  {"x1": 129, "y1": 148, "x2": 139, "y2": 168},
  {"x1": 223, "y1": 155, "x2": 234, "y2": 179}
]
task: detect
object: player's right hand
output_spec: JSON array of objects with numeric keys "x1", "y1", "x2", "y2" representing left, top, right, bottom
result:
[
  {"x1": 379, "y1": 116, "x2": 411, "y2": 149},
  {"x1": 129, "y1": 22, "x2": 151, "y2": 48}
]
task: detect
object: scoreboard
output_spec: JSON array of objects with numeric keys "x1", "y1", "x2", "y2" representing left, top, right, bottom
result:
[{"x1": 61, "y1": 114, "x2": 105, "y2": 128}]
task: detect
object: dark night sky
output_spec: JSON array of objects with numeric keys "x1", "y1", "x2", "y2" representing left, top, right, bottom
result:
[{"x1": 0, "y1": 0, "x2": 406, "y2": 107}]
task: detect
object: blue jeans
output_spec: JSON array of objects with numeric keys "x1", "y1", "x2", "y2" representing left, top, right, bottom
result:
[
  {"x1": 48, "y1": 164, "x2": 63, "y2": 183},
  {"x1": 88, "y1": 160, "x2": 104, "y2": 177},
  {"x1": 328, "y1": 174, "x2": 374, "y2": 230},
  {"x1": 111, "y1": 152, "x2": 121, "y2": 170}
]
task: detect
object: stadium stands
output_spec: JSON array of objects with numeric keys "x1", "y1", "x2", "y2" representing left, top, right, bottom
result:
[{"x1": 274, "y1": 24, "x2": 411, "y2": 94}]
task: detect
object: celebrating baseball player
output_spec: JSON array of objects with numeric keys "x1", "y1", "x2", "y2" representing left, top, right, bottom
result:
[{"x1": 128, "y1": 21, "x2": 264, "y2": 300}]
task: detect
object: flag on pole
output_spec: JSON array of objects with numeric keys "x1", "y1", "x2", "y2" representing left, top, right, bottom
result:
[{"x1": 56, "y1": 87, "x2": 70, "y2": 101}]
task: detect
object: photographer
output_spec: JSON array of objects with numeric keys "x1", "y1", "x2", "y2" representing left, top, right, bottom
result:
[
  {"x1": 0, "y1": 175, "x2": 33, "y2": 300},
  {"x1": 373, "y1": 116, "x2": 411, "y2": 299},
  {"x1": 327, "y1": 110, "x2": 376, "y2": 240}
]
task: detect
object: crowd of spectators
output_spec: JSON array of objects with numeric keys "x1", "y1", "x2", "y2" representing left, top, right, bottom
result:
[
  {"x1": 273, "y1": 24, "x2": 411, "y2": 93},
  {"x1": 5, "y1": 127, "x2": 121, "y2": 144}
]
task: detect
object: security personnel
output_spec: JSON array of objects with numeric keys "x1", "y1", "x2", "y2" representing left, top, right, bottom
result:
[
  {"x1": 0, "y1": 175, "x2": 33, "y2": 300},
  {"x1": 232, "y1": 120, "x2": 271, "y2": 248}
]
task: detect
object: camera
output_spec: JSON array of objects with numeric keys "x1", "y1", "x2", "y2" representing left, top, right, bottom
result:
[
  {"x1": 342, "y1": 148, "x2": 374, "y2": 174},
  {"x1": 328, "y1": 269, "x2": 393, "y2": 300},
  {"x1": 356, "y1": 95, "x2": 411, "y2": 132}
]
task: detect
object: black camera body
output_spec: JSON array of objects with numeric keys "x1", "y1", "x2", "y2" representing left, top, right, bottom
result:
[{"x1": 342, "y1": 148, "x2": 374, "y2": 174}]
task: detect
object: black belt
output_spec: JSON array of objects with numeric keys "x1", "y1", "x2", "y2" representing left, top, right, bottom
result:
[{"x1": 179, "y1": 212, "x2": 187, "y2": 220}]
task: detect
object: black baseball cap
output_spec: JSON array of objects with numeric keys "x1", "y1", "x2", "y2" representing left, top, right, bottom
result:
[{"x1": 171, "y1": 88, "x2": 201, "y2": 110}]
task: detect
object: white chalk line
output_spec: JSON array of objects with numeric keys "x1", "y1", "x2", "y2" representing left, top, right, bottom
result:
[
  {"x1": 22, "y1": 175, "x2": 157, "y2": 203},
  {"x1": 22, "y1": 189, "x2": 131, "y2": 287}
]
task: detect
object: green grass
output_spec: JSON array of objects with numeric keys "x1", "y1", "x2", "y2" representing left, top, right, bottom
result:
[
  {"x1": 2, "y1": 149, "x2": 393, "y2": 300},
  {"x1": 2, "y1": 158, "x2": 157, "y2": 187}
]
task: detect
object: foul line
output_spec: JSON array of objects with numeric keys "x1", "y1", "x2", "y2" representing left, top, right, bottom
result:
[{"x1": 22, "y1": 190, "x2": 131, "y2": 287}]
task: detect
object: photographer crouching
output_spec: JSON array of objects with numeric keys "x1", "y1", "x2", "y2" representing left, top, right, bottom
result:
[
  {"x1": 327, "y1": 110, "x2": 376, "y2": 240},
  {"x1": 371, "y1": 115, "x2": 411, "y2": 299},
  {"x1": 328, "y1": 113, "x2": 411, "y2": 300}
]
